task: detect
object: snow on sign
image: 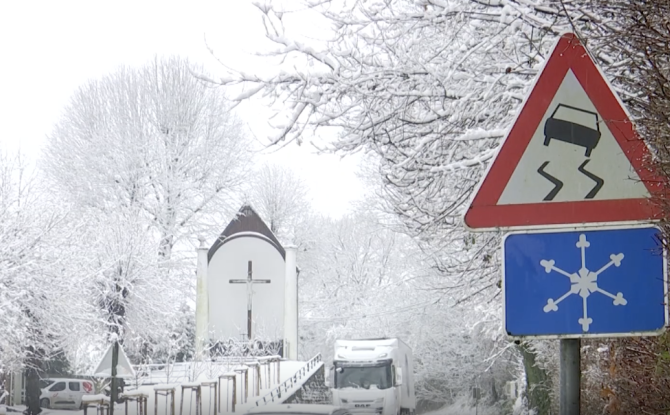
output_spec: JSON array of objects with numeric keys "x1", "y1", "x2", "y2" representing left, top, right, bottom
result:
[
  {"x1": 463, "y1": 33, "x2": 665, "y2": 231},
  {"x1": 503, "y1": 225, "x2": 667, "y2": 339}
]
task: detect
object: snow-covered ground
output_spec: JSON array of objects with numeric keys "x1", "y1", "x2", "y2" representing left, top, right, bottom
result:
[
  {"x1": 421, "y1": 393, "x2": 530, "y2": 415},
  {"x1": 423, "y1": 401, "x2": 499, "y2": 415},
  {"x1": 1, "y1": 360, "x2": 319, "y2": 415}
]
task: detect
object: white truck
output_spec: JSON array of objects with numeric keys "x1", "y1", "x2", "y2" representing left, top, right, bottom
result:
[{"x1": 329, "y1": 338, "x2": 415, "y2": 415}]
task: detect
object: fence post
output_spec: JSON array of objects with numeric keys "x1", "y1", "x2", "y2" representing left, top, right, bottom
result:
[
  {"x1": 247, "y1": 362, "x2": 261, "y2": 396},
  {"x1": 233, "y1": 367, "x2": 248, "y2": 404}
]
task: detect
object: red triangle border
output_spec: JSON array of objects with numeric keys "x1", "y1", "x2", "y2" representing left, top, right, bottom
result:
[{"x1": 464, "y1": 33, "x2": 665, "y2": 230}]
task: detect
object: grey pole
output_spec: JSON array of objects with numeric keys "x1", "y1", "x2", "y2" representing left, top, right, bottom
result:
[
  {"x1": 559, "y1": 339, "x2": 580, "y2": 415},
  {"x1": 110, "y1": 341, "x2": 119, "y2": 415}
]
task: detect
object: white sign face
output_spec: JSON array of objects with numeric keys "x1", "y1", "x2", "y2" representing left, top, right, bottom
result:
[
  {"x1": 208, "y1": 235, "x2": 285, "y2": 342},
  {"x1": 498, "y1": 70, "x2": 649, "y2": 205},
  {"x1": 94, "y1": 343, "x2": 135, "y2": 378}
]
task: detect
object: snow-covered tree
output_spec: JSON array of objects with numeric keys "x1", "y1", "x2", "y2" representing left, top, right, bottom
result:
[
  {"x1": 243, "y1": 162, "x2": 311, "y2": 239},
  {"x1": 297, "y1": 211, "x2": 414, "y2": 353},
  {"x1": 208, "y1": 2, "x2": 627, "y2": 412},
  {"x1": 0, "y1": 152, "x2": 95, "y2": 413},
  {"x1": 572, "y1": 3, "x2": 670, "y2": 413},
  {"x1": 41, "y1": 56, "x2": 254, "y2": 358},
  {"x1": 1, "y1": 153, "x2": 76, "y2": 365},
  {"x1": 85, "y1": 209, "x2": 184, "y2": 342},
  {"x1": 45, "y1": 55, "x2": 252, "y2": 259},
  {"x1": 213, "y1": 0, "x2": 559, "y2": 234}
]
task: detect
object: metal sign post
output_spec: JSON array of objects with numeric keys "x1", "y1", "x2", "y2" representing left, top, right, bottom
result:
[
  {"x1": 110, "y1": 340, "x2": 119, "y2": 415},
  {"x1": 560, "y1": 339, "x2": 580, "y2": 415}
]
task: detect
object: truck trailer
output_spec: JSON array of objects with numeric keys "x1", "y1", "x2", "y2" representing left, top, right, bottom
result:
[{"x1": 330, "y1": 338, "x2": 415, "y2": 415}]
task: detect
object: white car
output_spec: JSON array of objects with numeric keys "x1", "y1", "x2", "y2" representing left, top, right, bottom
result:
[
  {"x1": 39, "y1": 378, "x2": 94, "y2": 410},
  {"x1": 245, "y1": 404, "x2": 353, "y2": 415}
]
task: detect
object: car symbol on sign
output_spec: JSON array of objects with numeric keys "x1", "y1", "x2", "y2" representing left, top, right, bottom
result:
[{"x1": 543, "y1": 104, "x2": 601, "y2": 157}]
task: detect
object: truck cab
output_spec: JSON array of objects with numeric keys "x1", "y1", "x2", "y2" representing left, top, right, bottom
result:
[{"x1": 330, "y1": 338, "x2": 415, "y2": 415}]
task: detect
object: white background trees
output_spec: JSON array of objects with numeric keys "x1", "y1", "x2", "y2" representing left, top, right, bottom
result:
[
  {"x1": 297, "y1": 211, "x2": 419, "y2": 358},
  {"x1": 243, "y1": 162, "x2": 312, "y2": 239},
  {"x1": 293, "y1": 208, "x2": 514, "y2": 407}
]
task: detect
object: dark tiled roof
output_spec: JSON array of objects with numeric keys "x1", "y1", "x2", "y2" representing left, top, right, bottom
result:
[{"x1": 208, "y1": 204, "x2": 286, "y2": 263}]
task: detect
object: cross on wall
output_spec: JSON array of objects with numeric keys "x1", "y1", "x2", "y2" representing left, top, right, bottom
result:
[{"x1": 229, "y1": 260, "x2": 271, "y2": 340}]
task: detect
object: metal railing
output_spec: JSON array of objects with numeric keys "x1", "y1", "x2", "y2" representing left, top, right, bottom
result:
[
  {"x1": 255, "y1": 354, "x2": 323, "y2": 406},
  {"x1": 129, "y1": 356, "x2": 277, "y2": 388}
]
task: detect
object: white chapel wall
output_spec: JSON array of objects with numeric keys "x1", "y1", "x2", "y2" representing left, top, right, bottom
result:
[{"x1": 208, "y1": 234, "x2": 286, "y2": 342}]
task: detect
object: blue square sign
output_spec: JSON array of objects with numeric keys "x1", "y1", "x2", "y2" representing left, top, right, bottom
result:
[{"x1": 503, "y1": 226, "x2": 667, "y2": 338}]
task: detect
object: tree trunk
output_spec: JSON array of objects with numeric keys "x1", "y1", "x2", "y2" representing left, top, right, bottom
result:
[
  {"x1": 24, "y1": 366, "x2": 41, "y2": 415},
  {"x1": 518, "y1": 342, "x2": 552, "y2": 415},
  {"x1": 490, "y1": 378, "x2": 499, "y2": 402}
]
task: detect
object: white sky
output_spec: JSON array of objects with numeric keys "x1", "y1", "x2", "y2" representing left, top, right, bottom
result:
[{"x1": 0, "y1": 0, "x2": 364, "y2": 218}]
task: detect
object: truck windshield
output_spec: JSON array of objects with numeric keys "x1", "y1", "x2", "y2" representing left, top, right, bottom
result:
[{"x1": 334, "y1": 364, "x2": 392, "y2": 390}]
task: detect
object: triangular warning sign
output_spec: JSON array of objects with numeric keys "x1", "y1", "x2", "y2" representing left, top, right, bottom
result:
[
  {"x1": 93, "y1": 342, "x2": 136, "y2": 378},
  {"x1": 464, "y1": 33, "x2": 665, "y2": 231}
]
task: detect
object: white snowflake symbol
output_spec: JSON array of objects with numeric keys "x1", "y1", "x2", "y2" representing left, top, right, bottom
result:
[{"x1": 540, "y1": 234, "x2": 627, "y2": 332}]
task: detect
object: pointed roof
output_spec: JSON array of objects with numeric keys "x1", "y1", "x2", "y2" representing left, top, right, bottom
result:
[{"x1": 208, "y1": 204, "x2": 285, "y2": 263}]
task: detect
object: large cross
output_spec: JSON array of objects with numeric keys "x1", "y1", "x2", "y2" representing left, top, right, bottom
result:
[{"x1": 229, "y1": 261, "x2": 271, "y2": 340}]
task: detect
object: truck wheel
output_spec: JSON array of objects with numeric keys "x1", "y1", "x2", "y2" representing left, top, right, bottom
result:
[{"x1": 40, "y1": 398, "x2": 50, "y2": 409}]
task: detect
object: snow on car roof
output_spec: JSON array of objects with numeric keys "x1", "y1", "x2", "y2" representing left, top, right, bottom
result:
[{"x1": 42, "y1": 378, "x2": 91, "y2": 382}]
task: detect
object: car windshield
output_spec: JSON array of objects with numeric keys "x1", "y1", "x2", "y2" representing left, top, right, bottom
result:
[
  {"x1": 39, "y1": 379, "x2": 55, "y2": 389},
  {"x1": 334, "y1": 364, "x2": 392, "y2": 390}
]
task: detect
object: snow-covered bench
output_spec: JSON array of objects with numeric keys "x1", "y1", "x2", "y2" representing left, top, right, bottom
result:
[
  {"x1": 153, "y1": 385, "x2": 177, "y2": 415},
  {"x1": 200, "y1": 380, "x2": 218, "y2": 415},
  {"x1": 179, "y1": 383, "x2": 201, "y2": 415},
  {"x1": 81, "y1": 394, "x2": 110, "y2": 415},
  {"x1": 218, "y1": 372, "x2": 237, "y2": 413},
  {"x1": 120, "y1": 390, "x2": 149, "y2": 415}
]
